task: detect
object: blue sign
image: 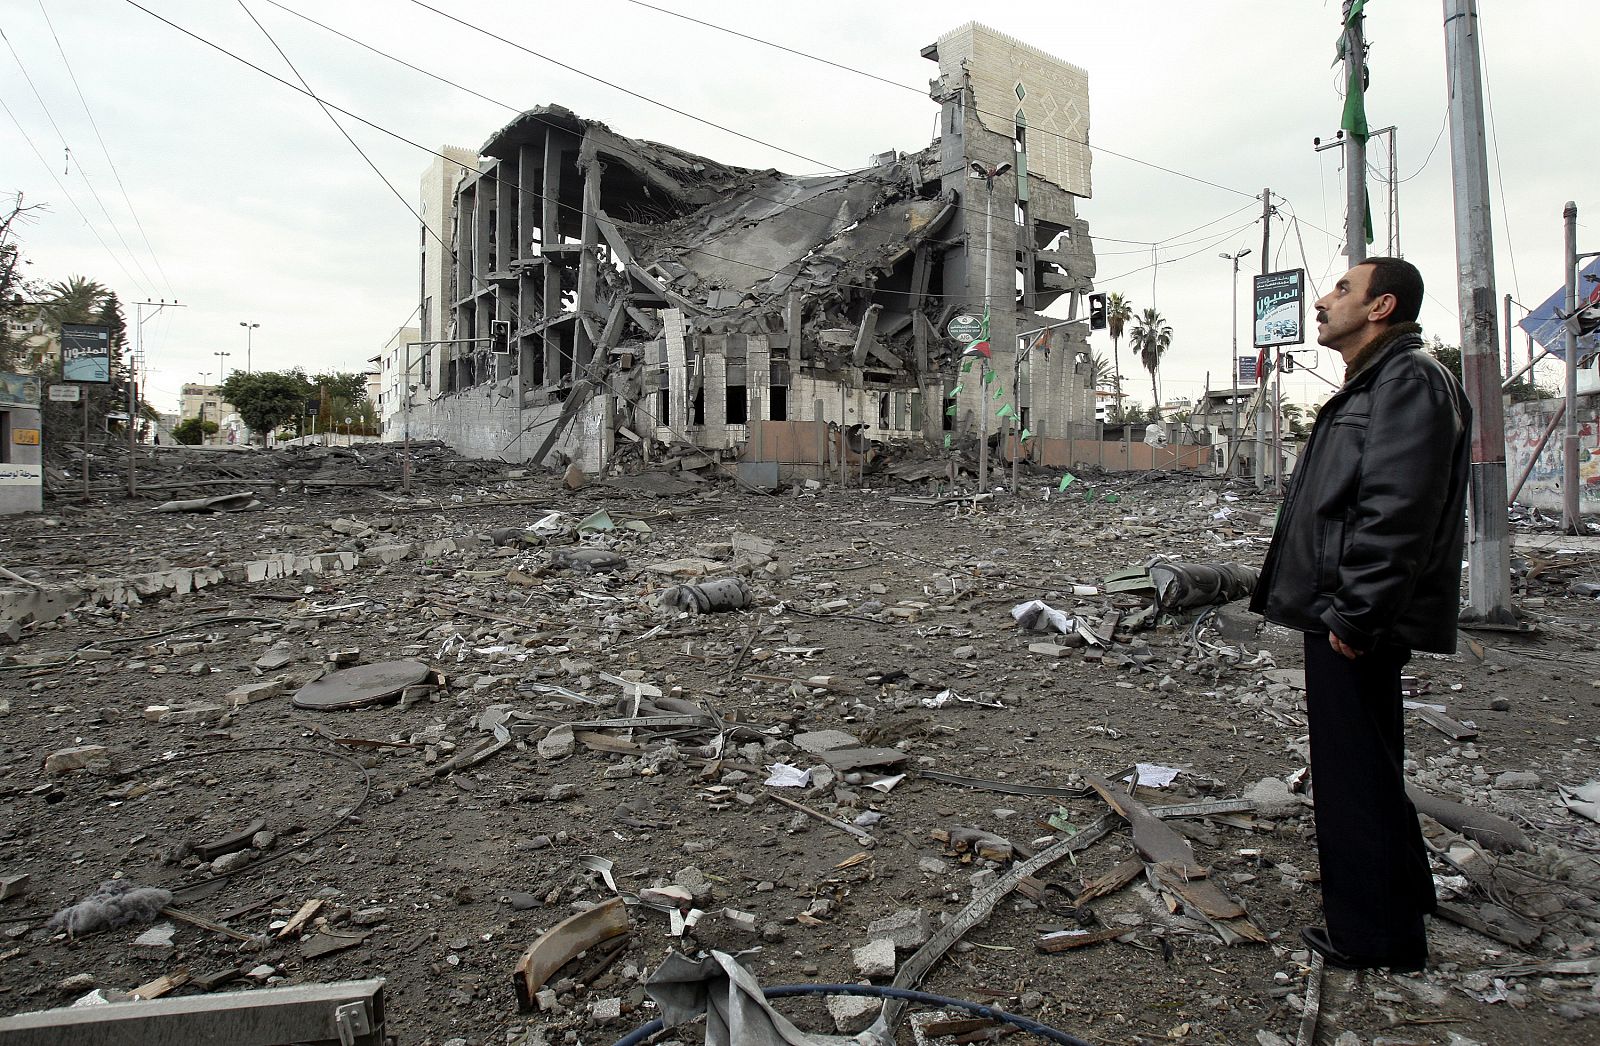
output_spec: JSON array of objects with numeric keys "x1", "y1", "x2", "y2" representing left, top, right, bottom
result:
[
  {"x1": 1519, "y1": 257, "x2": 1600, "y2": 362},
  {"x1": 61, "y1": 323, "x2": 112, "y2": 383}
]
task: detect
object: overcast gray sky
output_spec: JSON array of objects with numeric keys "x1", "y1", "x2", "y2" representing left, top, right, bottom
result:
[{"x1": 3, "y1": 0, "x2": 1594, "y2": 416}]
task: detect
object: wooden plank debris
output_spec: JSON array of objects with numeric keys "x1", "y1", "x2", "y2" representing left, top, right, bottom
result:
[
  {"x1": 1413, "y1": 707, "x2": 1478, "y2": 741},
  {"x1": 1036, "y1": 926, "x2": 1128, "y2": 953}
]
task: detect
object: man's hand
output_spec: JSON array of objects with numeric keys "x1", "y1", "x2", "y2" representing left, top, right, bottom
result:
[{"x1": 1328, "y1": 632, "x2": 1364, "y2": 660}]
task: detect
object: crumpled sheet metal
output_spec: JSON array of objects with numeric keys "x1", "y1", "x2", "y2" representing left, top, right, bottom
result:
[
  {"x1": 645, "y1": 950, "x2": 854, "y2": 1046},
  {"x1": 1149, "y1": 560, "x2": 1258, "y2": 610}
]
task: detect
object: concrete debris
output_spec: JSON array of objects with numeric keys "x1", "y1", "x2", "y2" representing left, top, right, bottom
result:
[{"x1": 4, "y1": 430, "x2": 1599, "y2": 1046}]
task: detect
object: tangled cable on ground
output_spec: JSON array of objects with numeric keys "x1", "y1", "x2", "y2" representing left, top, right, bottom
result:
[{"x1": 610, "y1": 983, "x2": 1095, "y2": 1046}]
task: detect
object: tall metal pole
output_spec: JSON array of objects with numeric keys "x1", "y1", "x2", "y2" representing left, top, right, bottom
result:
[
  {"x1": 977, "y1": 180, "x2": 992, "y2": 492},
  {"x1": 1563, "y1": 202, "x2": 1580, "y2": 533},
  {"x1": 129, "y1": 304, "x2": 141, "y2": 496},
  {"x1": 402, "y1": 340, "x2": 413, "y2": 492},
  {"x1": 1443, "y1": 0, "x2": 1513, "y2": 621},
  {"x1": 1221, "y1": 249, "x2": 1250, "y2": 477},
  {"x1": 1502, "y1": 294, "x2": 1514, "y2": 377},
  {"x1": 1255, "y1": 188, "x2": 1273, "y2": 489},
  {"x1": 1343, "y1": 1, "x2": 1368, "y2": 266}
]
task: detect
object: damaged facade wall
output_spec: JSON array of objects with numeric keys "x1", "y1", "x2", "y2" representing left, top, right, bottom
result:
[
  {"x1": 401, "y1": 23, "x2": 1098, "y2": 472},
  {"x1": 1506, "y1": 397, "x2": 1600, "y2": 513}
]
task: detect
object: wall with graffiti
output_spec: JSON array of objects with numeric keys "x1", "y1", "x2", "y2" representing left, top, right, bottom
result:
[{"x1": 1506, "y1": 397, "x2": 1600, "y2": 512}]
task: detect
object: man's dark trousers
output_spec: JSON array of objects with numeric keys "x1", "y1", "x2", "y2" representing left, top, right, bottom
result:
[{"x1": 1303, "y1": 632, "x2": 1435, "y2": 959}]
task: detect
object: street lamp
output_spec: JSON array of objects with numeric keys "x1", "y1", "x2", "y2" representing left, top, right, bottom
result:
[
  {"x1": 967, "y1": 160, "x2": 1012, "y2": 491},
  {"x1": 239, "y1": 321, "x2": 259, "y2": 373},
  {"x1": 213, "y1": 350, "x2": 230, "y2": 384},
  {"x1": 1220, "y1": 249, "x2": 1251, "y2": 477}
]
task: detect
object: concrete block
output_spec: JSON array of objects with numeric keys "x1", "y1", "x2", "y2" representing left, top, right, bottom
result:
[
  {"x1": 852, "y1": 937, "x2": 896, "y2": 979},
  {"x1": 537, "y1": 725, "x2": 575, "y2": 760},
  {"x1": 228, "y1": 679, "x2": 284, "y2": 707},
  {"x1": 366, "y1": 543, "x2": 413, "y2": 565},
  {"x1": 867, "y1": 908, "x2": 935, "y2": 951},
  {"x1": 828, "y1": 995, "x2": 880, "y2": 1034},
  {"x1": 44, "y1": 745, "x2": 108, "y2": 774}
]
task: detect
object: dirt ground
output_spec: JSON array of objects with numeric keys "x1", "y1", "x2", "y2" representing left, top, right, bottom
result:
[{"x1": 3, "y1": 445, "x2": 1600, "y2": 1046}]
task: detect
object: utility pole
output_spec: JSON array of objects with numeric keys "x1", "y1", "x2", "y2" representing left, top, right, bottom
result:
[
  {"x1": 1563, "y1": 202, "x2": 1580, "y2": 533},
  {"x1": 1255, "y1": 188, "x2": 1273, "y2": 489},
  {"x1": 130, "y1": 300, "x2": 184, "y2": 494},
  {"x1": 239, "y1": 321, "x2": 259, "y2": 374},
  {"x1": 1342, "y1": 0, "x2": 1368, "y2": 266},
  {"x1": 1443, "y1": 0, "x2": 1514, "y2": 623},
  {"x1": 1220, "y1": 249, "x2": 1250, "y2": 477}
]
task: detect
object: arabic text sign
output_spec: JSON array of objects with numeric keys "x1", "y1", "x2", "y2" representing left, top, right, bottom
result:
[
  {"x1": 1252, "y1": 269, "x2": 1307, "y2": 349},
  {"x1": 61, "y1": 323, "x2": 112, "y2": 383}
]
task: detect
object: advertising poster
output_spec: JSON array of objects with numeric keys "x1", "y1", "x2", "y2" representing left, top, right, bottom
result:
[
  {"x1": 1252, "y1": 269, "x2": 1307, "y2": 349},
  {"x1": 61, "y1": 323, "x2": 112, "y2": 383},
  {"x1": 0, "y1": 371, "x2": 42, "y2": 408}
]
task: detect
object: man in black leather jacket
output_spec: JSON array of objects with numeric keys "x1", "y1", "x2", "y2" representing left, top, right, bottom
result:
[{"x1": 1250, "y1": 257, "x2": 1470, "y2": 971}]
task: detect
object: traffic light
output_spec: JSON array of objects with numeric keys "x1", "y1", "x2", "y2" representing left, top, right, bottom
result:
[
  {"x1": 489, "y1": 319, "x2": 512, "y2": 354},
  {"x1": 1088, "y1": 292, "x2": 1108, "y2": 331}
]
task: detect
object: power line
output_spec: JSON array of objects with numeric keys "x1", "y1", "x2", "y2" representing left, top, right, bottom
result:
[
  {"x1": 262, "y1": 0, "x2": 517, "y2": 117},
  {"x1": 259, "y1": 0, "x2": 1262, "y2": 276},
  {"x1": 1475, "y1": 3, "x2": 1520, "y2": 302},
  {"x1": 33, "y1": 0, "x2": 174, "y2": 295},
  {"x1": 1094, "y1": 218, "x2": 1262, "y2": 285},
  {"x1": 614, "y1": 0, "x2": 1259, "y2": 201},
  {"x1": 401, "y1": 0, "x2": 847, "y2": 174},
  {"x1": 0, "y1": 95, "x2": 148, "y2": 290},
  {"x1": 0, "y1": 25, "x2": 157, "y2": 295}
]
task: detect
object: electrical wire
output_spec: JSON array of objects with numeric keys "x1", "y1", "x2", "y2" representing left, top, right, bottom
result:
[
  {"x1": 401, "y1": 0, "x2": 846, "y2": 174},
  {"x1": 238, "y1": 0, "x2": 1277, "y2": 316},
  {"x1": 0, "y1": 744, "x2": 373, "y2": 925},
  {"x1": 0, "y1": 96, "x2": 147, "y2": 291},
  {"x1": 610, "y1": 984, "x2": 1095, "y2": 1046},
  {"x1": 33, "y1": 0, "x2": 173, "y2": 296},
  {"x1": 256, "y1": 0, "x2": 1235, "y2": 262},
  {"x1": 614, "y1": 0, "x2": 1259, "y2": 202},
  {"x1": 1475, "y1": 2, "x2": 1520, "y2": 301},
  {"x1": 0, "y1": 27, "x2": 156, "y2": 296}
]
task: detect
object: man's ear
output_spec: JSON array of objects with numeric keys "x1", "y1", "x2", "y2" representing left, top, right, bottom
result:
[{"x1": 1368, "y1": 293, "x2": 1398, "y2": 323}]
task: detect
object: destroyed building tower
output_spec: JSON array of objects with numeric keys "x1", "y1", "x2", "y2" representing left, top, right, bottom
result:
[
  {"x1": 923, "y1": 22, "x2": 1097, "y2": 445},
  {"x1": 404, "y1": 23, "x2": 1096, "y2": 476}
]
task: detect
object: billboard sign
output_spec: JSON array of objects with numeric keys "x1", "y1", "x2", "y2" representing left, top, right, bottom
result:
[
  {"x1": 1252, "y1": 269, "x2": 1307, "y2": 349},
  {"x1": 61, "y1": 323, "x2": 113, "y2": 383},
  {"x1": 1519, "y1": 256, "x2": 1600, "y2": 363},
  {"x1": 0, "y1": 371, "x2": 42, "y2": 408},
  {"x1": 1237, "y1": 356, "x2": 1258, "y2": 386}
]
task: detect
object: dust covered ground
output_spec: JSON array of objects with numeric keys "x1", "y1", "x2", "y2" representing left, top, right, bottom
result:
[{"x1": 3, "y1": 443, "x2": 1600, "y2": 1046}]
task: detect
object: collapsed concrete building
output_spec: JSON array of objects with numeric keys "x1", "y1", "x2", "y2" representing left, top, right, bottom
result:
[{"x1": 403, "y1": 23, "x2": 1099, "y2": 477}]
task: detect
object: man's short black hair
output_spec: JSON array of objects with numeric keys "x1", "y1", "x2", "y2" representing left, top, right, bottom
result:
[{"x1": 1357, "y1": 256, "x2": 1424, "y2": 324}]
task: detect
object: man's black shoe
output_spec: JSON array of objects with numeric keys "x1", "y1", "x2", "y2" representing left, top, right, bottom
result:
[{"x1": 1299, "y1": 926, "x2": 1426, "y2": 973}]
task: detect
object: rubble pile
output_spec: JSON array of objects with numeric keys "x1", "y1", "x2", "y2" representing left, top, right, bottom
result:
[{"x1": 2, "y1": 454, "x2": 1599, "y2": 1044}]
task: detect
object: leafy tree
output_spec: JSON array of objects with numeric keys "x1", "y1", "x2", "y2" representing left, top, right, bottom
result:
[
  {"x1": 1427, "y1": 336, "x2": 1555, "y2": 403},
  {"x1": 219, "y1": 368, "x2": 314, "y2": 442},
  {"x1": 172, "y1": 417, "x2": 219, "y2": 445},
  {"x1": 312, "y1": 371, "x2": 370, "y2": 405},
  {"x1": 1105, "y1": 292, "x2": 1134, "y2": 427},
  {"x1": 1131, "y1": 307, "x2": 1173, "y2": 418}
]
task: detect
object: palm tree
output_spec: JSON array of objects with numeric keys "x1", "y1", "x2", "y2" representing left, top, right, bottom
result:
[
  {"x1": 1131, "y1": 307, "x2": 1172, "y2": 420},
  {"x1": 42, "y1": 276, "x2": 113, "y2": 324},
  {"x1": 1105, "y1": 292, "x2": 1133, "y2": 422},
  {"x1": 1088, "y1": 351, "x2": 1116, "y2": 390}
]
